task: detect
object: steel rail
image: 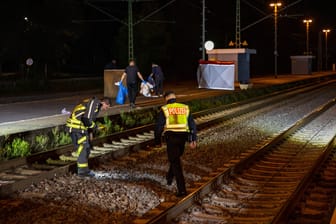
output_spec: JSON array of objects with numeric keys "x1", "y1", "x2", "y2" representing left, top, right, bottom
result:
[
  {"x1": 145, "y1": 98, "x2": 336, "y2": 224},
  {"x1": 0, "y1": 81, "x2": 335, "y2": 197}
]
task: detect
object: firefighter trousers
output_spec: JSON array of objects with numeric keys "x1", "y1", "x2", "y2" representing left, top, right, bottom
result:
[{"x1": 70, "y1": 131, "x2": 91, "y2": 174}]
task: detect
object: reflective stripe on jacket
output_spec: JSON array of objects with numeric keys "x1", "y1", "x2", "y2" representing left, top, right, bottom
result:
[
  {"x1": 66, "y1": 98, "x2": 99, "y2": 132},
  {"x1": 162, "y1": 102, "x2": 189, "y2": 132}
]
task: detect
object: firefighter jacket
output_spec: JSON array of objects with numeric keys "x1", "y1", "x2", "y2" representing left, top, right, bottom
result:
[
  {"x1": 154, "y1": 99, "x2": 197, "y2": 145},
  {"x1": 66, "y1": 97, "x2": 101, "y2": 133}
]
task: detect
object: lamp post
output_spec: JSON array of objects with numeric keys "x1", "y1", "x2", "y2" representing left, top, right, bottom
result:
[
  {"x1": 303, "y1": 19, "x2": 312, "y2": 55},
  {"x1": 270, "y1": 2, "x2": 281, "y2": 78},
  {"x1": 323, "y1": 29, "x2": 330, "y2": 70}
]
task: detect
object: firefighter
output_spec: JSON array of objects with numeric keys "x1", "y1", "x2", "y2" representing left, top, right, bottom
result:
[
  {"x1": 66, "y1": 97, "x2": 111, "y2": 177},
  {"x1": 154, "y1": 91, "x2": 197, "y2": 197}
]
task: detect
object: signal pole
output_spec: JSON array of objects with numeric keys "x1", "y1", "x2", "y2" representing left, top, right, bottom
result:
[
  {"x1": 201, "y1": 0, "x2": 206, "y2": 60},
  {"x1": 128, "y1": 0, "x2": 134, "y2": 60},
  {"x1": 85, "y1": 0, "x2": 176, "y2": 61},
  {"x1": 235, "y1": 0, "x2": 241, "y2": 48}
]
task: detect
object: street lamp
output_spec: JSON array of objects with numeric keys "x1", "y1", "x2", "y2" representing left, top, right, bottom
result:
[
  {"x1": 303, "y1": 19, "x2": 312, "y2": 55},
  {"x1": 323, "y1": 29, "x2": 330, "y2": 70},
  {"x1": 270, "y1": 2, "x2": 281, "y2": 78}
]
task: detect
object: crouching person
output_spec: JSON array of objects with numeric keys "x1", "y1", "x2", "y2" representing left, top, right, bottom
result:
[{"x1": 65, "y1": 97, "x2": 111, "y2": 177}]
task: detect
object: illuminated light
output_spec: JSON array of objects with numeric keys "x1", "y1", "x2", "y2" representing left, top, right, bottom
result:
[
  {"x1": 204, "y1": 40, "x2": 215, "y2": 51},
  {"x1": 269, "y1": 2, "x2": 282, "y2": 7},
  {"x1": 303, "y1": 19, "x2": 312, "y2": 23}
]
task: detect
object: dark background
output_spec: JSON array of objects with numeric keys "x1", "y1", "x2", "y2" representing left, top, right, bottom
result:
[{"x1": 0, "y1": 0, "x2": 334, "y2": 81}]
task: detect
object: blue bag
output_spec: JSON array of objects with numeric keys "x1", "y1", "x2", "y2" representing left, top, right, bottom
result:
[
  {"x1": 122, "y1": 83, "x2": 128, "y2": 96},
  {"x1": 116, "y1": 82, "x2": 128, "y2": 105}
]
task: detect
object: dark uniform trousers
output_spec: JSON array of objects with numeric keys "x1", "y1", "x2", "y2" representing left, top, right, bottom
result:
[
  {"x1": 70, "y1": 131, "x2": 91, "y2": 173},
  {"x1": 127, "y1": 82, "x2": 138, "y2": 104},
  {"x1": 165, "y1": 131, "x2": 188, "y2": 193},
  {"x1": 155, "y1": 78, "x2": 163, "y2": 96}
]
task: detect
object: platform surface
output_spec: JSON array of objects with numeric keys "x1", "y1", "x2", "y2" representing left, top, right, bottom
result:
[{"x1": 0, "y1": 72, "x2": 334, "y2": 136}]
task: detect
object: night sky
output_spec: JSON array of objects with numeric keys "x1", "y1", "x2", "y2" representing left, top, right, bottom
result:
[{"x1": 1, "y1": 0, "x2": 334, "y2": 80}]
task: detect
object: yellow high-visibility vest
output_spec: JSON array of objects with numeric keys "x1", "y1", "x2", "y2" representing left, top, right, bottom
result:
[{"x1": 162, "y1": 103, "x2": 189, "y2": 132}]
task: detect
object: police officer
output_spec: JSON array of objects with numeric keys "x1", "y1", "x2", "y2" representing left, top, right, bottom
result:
[
  {"x1": 66, "y1": 97, "x2": 111, "y2": 177},
  {"x1": 154, "y1": 91, "x2": 197, "y2": 197}
]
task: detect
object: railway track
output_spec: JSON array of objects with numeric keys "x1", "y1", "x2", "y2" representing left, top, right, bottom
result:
[
  {"x1": 145, "y1": 98, "x2": 336, "y2": 224},
  {"x1": 284, "y1": 144, "x2": 336, "y2": 223},
  {"x1": 1, "y1": 80, "x2": 332, "y2": 196},
  {"x1": 1, "y1": 81, "x2": 336, "y2": 224}
]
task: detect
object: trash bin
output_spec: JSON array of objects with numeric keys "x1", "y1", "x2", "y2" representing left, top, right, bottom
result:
[{"x1": 290, "y1": 55, "x2": 314, "y2": 75}]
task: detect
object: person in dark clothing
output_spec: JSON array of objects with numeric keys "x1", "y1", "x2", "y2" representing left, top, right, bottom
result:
[
  {"x1": 150, "y1": 63, "x2": 164, "y2": 96},
  {"x1": 104, "y1": 59, "x2": 117, "y2": 69},
  {"x1": 120, "y1": 60, "x2": 145, "y2": 108},
  {"x1": 66, "y1": 97, "x2": 111, "y2": 177},
  {"x1": 154, "y1": 91, "x2": 197, "y2": 197}
]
